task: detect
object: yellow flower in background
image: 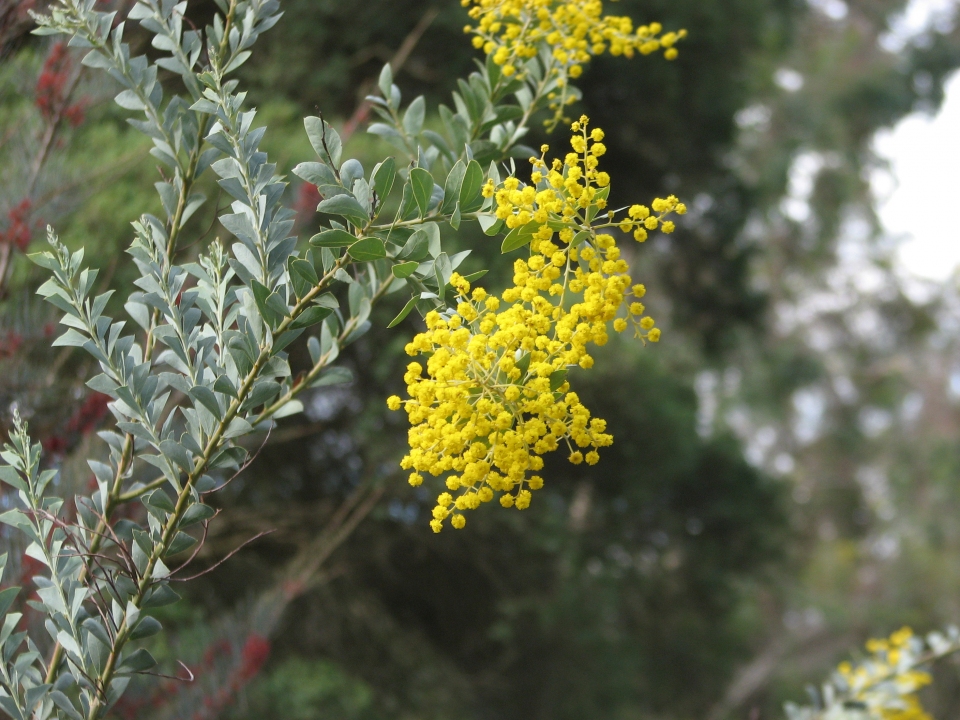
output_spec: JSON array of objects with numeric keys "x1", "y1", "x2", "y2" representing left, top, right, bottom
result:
[
  {"x1": 835, "y1": 628, "x2": 934, "y2": 720},
  {"x1": 389, "y1": 118, "x2": 682, "y2": 532},
  {"x1": 462, "y1": 0, "x2": 686, "y2": 129}
]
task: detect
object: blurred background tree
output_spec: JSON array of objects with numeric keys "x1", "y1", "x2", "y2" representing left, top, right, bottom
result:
[{"x1": 3, "y1": 0, "x2": 960, "y2": 718}]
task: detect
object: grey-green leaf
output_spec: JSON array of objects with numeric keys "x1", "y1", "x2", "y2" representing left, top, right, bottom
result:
[
  {"x1": 392, "y1": 261, "x2": 419, "y2": 279},
  {"x1": 409, "y1": 168, "x2": 433, "y2": 218},
  {"x1": 317, "y1": 195, "x2": 369, "y2": 227},
  {"x1": 459, "y1": 160, "x2": 485, "y2": 212},
  {"x1": 310, "y1": 229, "x2": 356, "y2": 247},
  {"x1": 117, "y1": 648, "x2": 157, "y2": 674},
  {"x1": 347, "y1": 237, "x2": 386, "y2": 262},
  {"x1": 388, "y1": 294, "x2": 419, "y2": 328},
  {"x1": 305, "y1": 116, "x2": 342, "y2": 167}
]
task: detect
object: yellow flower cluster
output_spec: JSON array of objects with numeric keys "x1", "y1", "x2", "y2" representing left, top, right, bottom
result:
[
  {"x1": 836, "y1": 628, "x2": 933, "y2": 720},
  {"x1": 462, "y1": 0, "x2": 686, "y2": 128},
  {"x1": 388, "y1": 117, "x2": 683, "y2": 532},
  {"x1": 489, "y1": 115, "x2": 683, "y2": 341}
]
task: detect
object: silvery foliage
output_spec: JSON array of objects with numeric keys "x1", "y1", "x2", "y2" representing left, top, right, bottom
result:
[
  {"x1": 784, "y1": 626, "x2": 960, "y2": 720},
  {"x1": 0, "y1": 0, "x2": 585, "y2": 717}
]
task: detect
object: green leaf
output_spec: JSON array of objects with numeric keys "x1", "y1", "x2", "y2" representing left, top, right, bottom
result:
[
  {"x1": 423, "y1": 221, "x2": 442, "y2": 258},
  {"x1": 50, "y1": 690, "x2": 82, "y2": 720},
  {"x1": 409, "y1": 167, "x2": 434, "y2": 218},
  {"x1": 312, "y1": 367, "x2": 354, "y2": 387},
  {"x1": 117, "y1": 648, "x2": 157, "y2": 674},
  {"x1": 451, "y1": 202, "x2": 462, "y2": 230},
  {"x1": 214, "y1": 375, "x2": 238, "y2": 398},
  {"x1": 549, "y1": 369, "x2": 568, "y2": 392},
  {"x1": 27, "y1": 251, "x2": 59, "y2": 271},
  {"x1": 459, "y1": 159, "x2": 485, "y2": 212},
  {"x1": 290, "y1": 305, "x2": 332, "y2": 330},
  {"x1": 515, "y1": 351, "x2": 531, "y2": 377},
  {"x1": 398, "y1": 180, "x2": 418, "y2": 220},
  {"x1": 289, "y1": 258, "x2": 312, "y2": 299},
  {"x1": 403, "y1": 96, "x2": 425, "y2": 136},
  {"x1": 310, "y1": 229, "x2": 356, "y2": 247},
  {"x1": 317, "y1": 195, "x2": 369, "y2": 227},
  {"x1": 0, "y1": 467, "x2": 27, "y2": 493},
  {"x1": 81, "y1": 618, "x2": 111, "y2": 647},
  {"x1": 244, "y1": 379, "x2": 281, "y2": 409},
  {"x1": 435, "y1": 252, "x2": 453, "y2": 290},
  {"x1": 305, "y1": 116, "x2": 342, "y2": 167},
  {"x1": 372, "y1": 157, "x2": 396, "y2": 201},
  {"x1": 165, "y1": 532, "x2": 197, "y2": 557},
  {"x1": 392, "y1": 261, "x2": 419, "y2": 278},
  {"x1": 0, "y1": 509, "x2": 30, "y2": 531},
  {"x1": 388, "y1": 294, "x2": 419, "y2": 328},
  {"x1": 223, "y1": 416, "x2": 253, "y2": 438},
  {"x1": 397, "y1": 229, "x2": 430, "y2": 261},
  {"x1": 209, "y1": 445, "x2": 247, "y2": 470},
  {"x1": 0, "y1": 587, "x2": 19, "y2": 619},
  {"x1": 25, "y1": 686, "x2": 52, "y2": 714},
  {"x1": 250, "y1": 280, "x2": 282, "y2": 328},
  {"x1": 159, "y1": 439, "x2": 194, "y2": 472},
  {"x1": 440, "y1": 160, "x2": 466, "y2": 215},
  {"x1": 142, "y1": 583, "x2": 180, "y2": 608},
  {"x1": 501, "y1": 222, "x2": 542, "y2": 253},
  {"x1": 292, "y1": 161, "x2": 338, "y2": 187},
  {"x1": 462, "y1": 269, "x2": 489, "y2": 284},
  {"x1": 315, "y1": 293, "x2": 339, "y2": 309},
  {"x1": 273, "y1": 400, "x2": 304, "y2": 418},
  {"x1": 189, "y1": 386, "x2": 222, "y2": 419},
  {"x1": 115, "y1": 89, "x2": 146, "y2": 110},
  {"x1": 129, "y1": 616, "x2": 163, "y2": 641},
  {"x1": 143, "y1": 489, "x2": 175, "y2": 514},
  {"x1": 180, "y1": 503, "x2": 216, "y2": 528},
  {"x1": 291, "y1": 258, "x2": 319, "y2": 286},
  {"x1": 348, "y1": 237, "x2": 386, "y2": 262},
  {"x1": 52, "y1": 328, "x2": 89, "y2": 348},
  {"x1": 378, "y1": 63, "x2": 393, "y2": 98}
]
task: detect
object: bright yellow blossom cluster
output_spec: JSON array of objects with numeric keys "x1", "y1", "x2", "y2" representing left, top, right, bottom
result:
[
  {"x1": 835, "y1": 628, "x2": 933, "y2": 720},
  {"x1": 462, "y1": 0, "x2": 686, "y2": 128},
  {"x1": 390, "y1": 284, "x2": 612, "y2": 534},
  {"x1": 488, "y1": 116, "x2": 683, "y2": 341},
  {"x1": 388, "y1": 117, "x2": 683, "y2": 532}
]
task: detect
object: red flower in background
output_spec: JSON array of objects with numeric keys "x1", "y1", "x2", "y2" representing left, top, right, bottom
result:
[
  {"x1": 0, "y1": 331, "x2": 22, "y2": 358},
  {"x1": 35, "y1": 41, "x2": 86, "y2": 127},
  {"x1": 0, "y1": 199, "x2": 40, "y2": 251},
  {"x1": 65, "y1": 392, "x2": 110, "y2": 435},
  {"x1": 238, "y1": 634, "x2": 271, "y2": 681},
  {"x1": 293, "y1": 182, "x2": 321, "y2": 226},
  {"x1": 63, "y1": 100, "x2": 86, "y2": 127},
  {"x1": 35, "y1": 42, "x2": 70, "y2": 121}
]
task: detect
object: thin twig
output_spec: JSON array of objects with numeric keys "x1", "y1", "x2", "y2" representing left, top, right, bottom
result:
[
  {"x1": 167, "y1": 518, "x2": 210, "y2": 576},
  {"x1": 205, "y1": 426, "x2": 272, "y2": 495},
  {"x1": 135, "y1": 660, "x2": 195, "y2": 683},
  {"x1": 170, "y1": 529, "x2": 274, "y2": 582}
]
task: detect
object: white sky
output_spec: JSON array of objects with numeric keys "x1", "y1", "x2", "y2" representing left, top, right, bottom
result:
[{"x1": 872, "y1": 0, "x2": 960, "y2": 282}]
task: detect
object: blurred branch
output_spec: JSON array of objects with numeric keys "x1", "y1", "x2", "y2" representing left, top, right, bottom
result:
[
  {"x1": 0, "y1": 1, "x2": 49, "y2": 59},
  {"x1": 706, "y1": 629, "x2": 857, "y2": 720},
  {"x1": 340, "y1": 6, "x2": 440, "y2": 142}
]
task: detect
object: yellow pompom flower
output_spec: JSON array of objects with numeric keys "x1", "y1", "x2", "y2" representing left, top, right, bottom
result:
[
  {"x1": 463, "y1": 0, "x2": 686, "y2": 129},
  {"x1": 389, "y1": 119, "x2": 682, "y2": 531}
]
